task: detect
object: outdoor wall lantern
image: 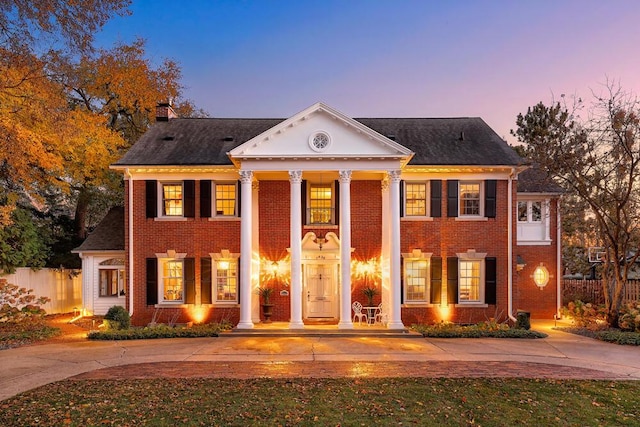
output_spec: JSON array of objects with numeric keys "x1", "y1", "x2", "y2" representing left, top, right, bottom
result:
[
  {"x1": 532, "y1": 263, "x2": 550, "y2": 289},
  {"x1": 516, "y1": 255, "x2": 526, "y2": 272}
]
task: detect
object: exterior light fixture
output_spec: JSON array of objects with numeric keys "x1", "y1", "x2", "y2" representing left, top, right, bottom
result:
[
  {"x1": 516, "y1": 255, "x2": 526, "y2": 272},
  {"x1": 271, "y1": 261, "x2": 279, "y2": 276},
  {"x1": 532, "y1": 263, "x2": 550, "y2": 289}
]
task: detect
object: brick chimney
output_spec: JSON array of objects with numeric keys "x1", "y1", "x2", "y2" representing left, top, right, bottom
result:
[{"x1": 156, "y1": 101, "x2": 177, "y2": 121}]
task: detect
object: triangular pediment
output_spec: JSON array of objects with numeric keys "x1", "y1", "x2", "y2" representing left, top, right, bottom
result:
[{"x1": 228, "y1": 102, "x2": 413, "y2": 164}]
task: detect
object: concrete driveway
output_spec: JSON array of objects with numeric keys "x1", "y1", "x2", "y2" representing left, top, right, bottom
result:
[{"x1": 1, "y1": 320, "x2": 639, "y2": 401}]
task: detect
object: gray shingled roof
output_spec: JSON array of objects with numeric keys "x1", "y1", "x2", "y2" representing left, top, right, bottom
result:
[
  {"x1": 114, "y1": 117, "x2": 524, "y2": 167},
  {"x1": 517, "y1": 167, "x2": 564, "y2": 194},
  {"x1": 73, "y1": 207, "x2": 125, "y2": 252}
]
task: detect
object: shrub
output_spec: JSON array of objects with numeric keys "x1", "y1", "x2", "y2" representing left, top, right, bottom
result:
[
  {"x1": 88, "y1": 323, "x2": 223, "y2": 340},
  {"x1": 411, "y1": 322, "x2": 547, "y2": 339},
  {"x1": 618, "y1": 301, "x2": 640, "y2": 332},
  {"x1": 560, "y1": 300, "x2": 605, "y2": 329},
  {"x1": 0, "y1": 281, "x2": 50, "y2": 323},
  {"x1": 103, "y1": 305, "x2": 130, "y2": 330}
]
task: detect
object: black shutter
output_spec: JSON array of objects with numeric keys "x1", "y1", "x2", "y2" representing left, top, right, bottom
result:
[
  {"x1": 485, "y1": 180, "x2": 497, "y2": 218},
  {"x1": 184, "y1": 180, "x2": 195, "y2": 218},
  {"x1": 430, "y1": 180, "x2": 442, "y2": 217},
  {"x1": 485, "y1": 257, "x2": 497, "y2": 305},
  {"x1": 447, "y1": 180, "x2": 458, "y2": 217},
  {"x1": 145, "y1": 180, "x2": 157, "y2": 218},
  {"x1": 200, "y1": 180, "x2": 212, "y2": 218},
  {"x1": 447, "y1": 257, "x2": 459, "y2": 304},
  {"x1": 201, "y1": 258, "x2": 212, "y2": 304},
  {"x1": 236, "y1": 180, "x2": 241, "y2": 217},
  {"x1": 184, "y1": 258, "x2": 195, "y2": 304},
  {"x1": 400, "y1": 180, "x2": 405, "y2": 217},
  {"x1": 334, "y1": 180, "x2": 340, "y2": 226},
  {"x1": 146, "y1": 258, "x2": 158, "y2": 305},
  {"x1": 301, "y1": 180, "x2": 307, "y2": 225},
  {"x1": 430, "y1": 256, "x2": 442, "y2": 304}
]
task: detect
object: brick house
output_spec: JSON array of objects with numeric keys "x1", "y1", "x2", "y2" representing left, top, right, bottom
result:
[{"x1": 96, "y1": 102, "x2": 561, "y2": 328}]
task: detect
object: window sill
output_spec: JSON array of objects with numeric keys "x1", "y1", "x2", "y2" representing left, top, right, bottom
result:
[
  {"x1": 155, "y1": 302, "x2": 187, "y2": 307},
  {"x1": 402, "y1": 302, "x2": 435, "y2": 307},
  {"x1": 454, "y1": 303, "x2": 489, "y2": 308},
  {"x1": 213, "y1": 302, "x2": 240, "y2": 307},
  {"x1": 304, "y1": 224, "x2": 338, "y2": 229},
  {"x1": 455, "y1": 217, "x2": 488, "y2": 222},
  {"x1": 517, "y1": 240, "x2": 552, "y2": 246},
  {"x1": 208, "y1": 217, "x2": 240, "y2": 221},
  {"x1": 154, "y1": 217, "x2": 188, "y2": 222},
  {"x1": 401, "y1": 217, "x2": 434, "y2": 222}
]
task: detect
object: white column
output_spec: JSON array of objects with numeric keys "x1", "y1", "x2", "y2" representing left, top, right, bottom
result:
[
  {"x1": 338, "y1": 170, "x2": 354, "y2": 329},
  {"x1": 380, "y1": 179, "x2": 391, "y2": 311},
  {"x1": 387, "y1": 170, "x2": 405, "y2": 329},
  {"x1": 289, "y1": 170, "x2": 304, "y2": 329},
  {"x1": 236, "y1": 170, "x2": 254, "y2": 329},
  {"x1": 251, "y1": 181, "x2": 261, "y2": 323}
]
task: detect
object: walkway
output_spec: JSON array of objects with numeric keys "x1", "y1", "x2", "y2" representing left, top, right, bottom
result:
[{"x1": 1, "y1": 320, "x2": 639, "y2": 401}]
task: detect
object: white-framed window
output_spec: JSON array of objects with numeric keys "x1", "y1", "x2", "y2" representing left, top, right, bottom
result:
[
  {"x1": 518, "y1": 201, "x2": 542, "y2": 223},
  {"x1": 457, "y1": 250, "x2": 486, "y2": 304},
  {"x1": 214, "y1": 182, "x2": 238, "y2": 217},
  {"x1": 402, "y1": 250, "x2": 432, "y2": 303},
  {"x1": 215, "y1": 259, "x2": 238, "y2": 302},
  {"x1": 160, "y1": 259, "x2": 184, "y2": 303},
  {"x1": 404, "y1": 182, "x2": 428, "y2": 217},
  {"x1": 160, "y1": 182, "x2": 183, "y2": 217},
  {"x1": 211, "y1": 250, "x2": 240, "y2": 304},
  {"x1": 98, "y1": 268, "x2": 126, "y2": 297},
  {"x1": 516, "y1": 198, "x2": 551, "y2": 244},
  {"x1": 459, "y1": 181, "x2": 482, "y2": 217},
  {"x1": 308, "y1": 182, "x2": 334, "y2": 225},
  {"x1": 404, "y1": 259, "x2": 428, "y2": 302}
]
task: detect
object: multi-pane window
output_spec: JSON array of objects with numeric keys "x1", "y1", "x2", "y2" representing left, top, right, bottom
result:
[
  {"x1": 162, "y1": 260, "x2": 184, "y2": 302},
  {"x1": 459, "y1": 260, "x2": 481, "y2": 302},
  {"x1": 518, "y1": 201, "x2": 542, "y2": 222},
  {"x1": 99, "y1": 269, "x2": 125, "y2": 297},
  {"x1": 404, "y1": 259, "x2": 428, "y2": 302},
  {"x1": 215, "y1": 183, "x2": 237, "y2": 216},
  {"x1": 459, "y1": 182, "x2": 481, "y2": 216},
  {"x1": 405, "y1": 182, "x2": 427, "y2": 216},
  {"x1": 162, "y1": 183, "x2": 183, "y2": 216},
  {"x1": 215, "y1": 260, "x2": 238, "y2": 302},
  {"x1": 309, "y1": 183, "x2": 333, "y2": 224}
]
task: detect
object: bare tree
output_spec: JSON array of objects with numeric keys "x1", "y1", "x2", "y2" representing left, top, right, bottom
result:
[{"x1": 512, "y1": 82, "x2": 640, "y2": 327}]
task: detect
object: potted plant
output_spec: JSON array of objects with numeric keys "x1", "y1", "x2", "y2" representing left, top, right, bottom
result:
[
  {"x1": 256, "y1": 286, "x2": 275, "y2": 323},
  {"x1": 363, "y1": 285, "x2": 379, "y2": 307}
]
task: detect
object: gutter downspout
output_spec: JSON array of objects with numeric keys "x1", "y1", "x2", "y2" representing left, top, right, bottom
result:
[
  {"x1": 556, "y1": 195, "x2": 562, "y2": 318},
  {"x1": 507, "y1": 169, "x2": 517, "y2": 322},
  {"x1": 125, "y1": 168, "x2": 134, "y2": 317}
]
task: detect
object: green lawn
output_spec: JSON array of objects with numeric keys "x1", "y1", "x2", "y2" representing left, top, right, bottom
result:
[{"x1": 2, "y1": 378, "x2": 639, "y2": 426}]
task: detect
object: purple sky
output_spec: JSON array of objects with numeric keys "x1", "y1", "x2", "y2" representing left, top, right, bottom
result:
[{"x1": 96, "y1": 0, "x2": 640, "y2": 144}]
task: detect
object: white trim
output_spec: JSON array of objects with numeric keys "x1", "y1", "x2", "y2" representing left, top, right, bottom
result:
[{"x1": 126, "y1": 168, "x2": 134, "y2": 317}]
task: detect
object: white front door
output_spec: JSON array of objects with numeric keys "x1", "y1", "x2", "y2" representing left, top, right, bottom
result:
[{"x1": 305, "y1": 264, "x2": 336, "y2": 318}]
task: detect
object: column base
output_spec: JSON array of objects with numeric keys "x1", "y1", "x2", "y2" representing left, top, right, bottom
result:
[
  {"x1": 386, "y1": 321, "x2": 405, "y2": 330},
  {"x1": 338, "y1": 320, "x2": 354, "y2": 329},
  {"x1": 236, "y1": 321, "x2": 255, "y2": 329},
  {"x1": 288, "y1": 320, "x2": 305, "y2": 329}
]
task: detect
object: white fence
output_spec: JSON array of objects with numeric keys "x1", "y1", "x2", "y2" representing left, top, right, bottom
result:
[{"x1": 1, "y1": 268, "x2": 82, "y2": 314}]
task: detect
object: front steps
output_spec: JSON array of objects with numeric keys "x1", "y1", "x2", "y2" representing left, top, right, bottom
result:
[{"x1": 219, "y1": 322, "x2": 423, "y2": 338}]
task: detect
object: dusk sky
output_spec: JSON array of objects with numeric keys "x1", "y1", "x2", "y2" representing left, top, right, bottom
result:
[{"x1": 96, "y1": 0, "x2": 640, "y2": 144}]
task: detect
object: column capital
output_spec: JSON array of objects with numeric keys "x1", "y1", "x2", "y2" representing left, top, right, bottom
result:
[
  {"x1": 387, "y1": 170, "x2": 402, "y2": 182},
  {"x1": 338, "y1": 170, "x2": 352, "y2": 183},
  {"x1": 239, "y1": 170, "x2": 253, "y2": 183},
  {"x1": 381, "y1": 178, "x2": 389, "y2": 192},
  {"x1": 289, "y1": 170, "x2": 303, "y2": 183}
]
